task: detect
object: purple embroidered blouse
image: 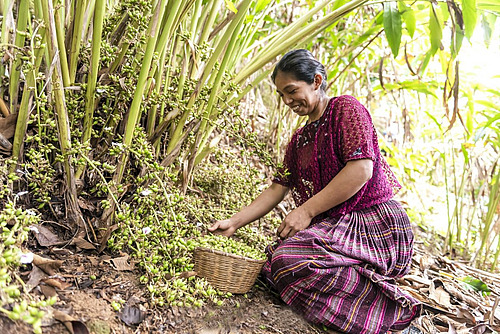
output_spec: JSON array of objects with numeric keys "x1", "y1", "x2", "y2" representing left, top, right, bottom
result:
[{"x1": 273, "y1": 95, "x2": 401, "y2": 220}]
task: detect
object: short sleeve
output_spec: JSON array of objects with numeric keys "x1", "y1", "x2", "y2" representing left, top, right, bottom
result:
[{"x1": 335, "y1": 96, "x2": 376, "y2": 163}]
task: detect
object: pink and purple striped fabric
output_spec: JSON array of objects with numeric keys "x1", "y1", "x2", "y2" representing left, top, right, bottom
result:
[
  {"x1": 261, "y1": 200, "x2": 421, "y2": 333},
  {"x1": 264, "y1": 96, "x2": 421, "y2": 332}
]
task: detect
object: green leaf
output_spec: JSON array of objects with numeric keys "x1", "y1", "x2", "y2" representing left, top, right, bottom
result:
[
  {"x1": 461, "y1": 276, "x2": 491, "y2": 295},
  {"x1": 452, "y1": 23, "x2": 465, "y2": 57},
  {"x1": 399, "y1": 80, "x2": 439, "y2": 98},
  {"x1": 419, "y1": 52, "x2": 432, "y2": 75},
  {"x1": 461, "y1": 143, "x2": 470, "y2": 164},
  {"x1": 481, "y1": 13, "x2": 497, "y2": 45},
  {"x1": 429, "y1": 5, "x2": 443, "y2": 55},
  {"x1": 383, "y1": 1, "x2": 402, "y2": 57},
  {"x1": 481, "y1": 112, "x2": 500, "y2": 130},
  {"x1": 461, "y1": 0, "x2": 477, "y2": 39},
  {"x1": 476, "y1": 100, "x2": 500, "y2": 111},
  {"x1": 399, "y1": 1, "x2": 416, "y2": 37},
  {"x1": 440, "y1": 2, "x2": 450, "y2": 22},
  {"x1": 224, "y1": 0, "x2": 238, "y2": 14},
  {"x1": 255, "y1": 0, "x2": 271, "y2": 13},
  {"x1": 466, "y1": 102, "x2": 474, "y2": 139},
  {"x1": 477, "y1": 0, "x2": 500, "y2": 13}
]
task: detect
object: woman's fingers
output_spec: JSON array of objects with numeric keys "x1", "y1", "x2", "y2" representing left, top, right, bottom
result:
[
  {"x1": 208, "y1": 220, "x2": 236, "y2": 237},
  {"x1": 207, "y1": 221, "x2": 220, "y2": 231},
  {"x1": 277, "y1": 221, "x2": 292, "y2": 239}
]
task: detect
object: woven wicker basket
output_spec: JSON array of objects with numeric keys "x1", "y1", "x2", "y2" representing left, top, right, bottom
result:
[{"x1": 193, "y1": 247, "x2": 266, "y2": 294}]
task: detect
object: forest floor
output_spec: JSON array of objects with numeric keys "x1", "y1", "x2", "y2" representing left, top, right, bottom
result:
[{"x1": 1, "y1": 217, "x2": 500, "y2": 334}]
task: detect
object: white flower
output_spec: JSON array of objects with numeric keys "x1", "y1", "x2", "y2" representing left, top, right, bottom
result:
[
  {"x1": 29, "y1": 225, "x2": 39, "y2": 233},
  {"x1": 142, "y1": 227, "x2": 152, "y2": 234},
  {"x1": 20, "y1": 252, "x2": 34, "y2": 264},
  {"x1": 16, "y1": 191, "x2": 28, "y2": 197},
  {"x1": 140, "y1": 189, "x2": 152, "y2": 196},
  {"x1": 26, "y1": 210, "x2": 37, "y2": 216}
]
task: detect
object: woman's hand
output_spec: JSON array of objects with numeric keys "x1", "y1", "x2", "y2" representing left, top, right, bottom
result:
[
  {"x1": 208, "y1": 219, "x2": 238, "y2": 237},
  {"x1": 277, "y1": 207, "x2": 313, "y2": 239}
]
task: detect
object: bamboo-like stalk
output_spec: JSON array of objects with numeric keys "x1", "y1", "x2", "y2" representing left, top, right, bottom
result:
[
  {"x1": 40, "y1": 0, "x2": 85, "y2": 230},
  {"x1": 167, "y1": 0, "x2": 245, "y2": 155},
  {"x1": 10, "y1": 16, "x2": 46, "y2": 172},
  {"x1": 10, "y1": 70, "x2": 36, "y2": 171},
  {"x1": 145, "y1": 0, "x2": 188, "y2": 137},
  {"x1": 187, "y1": 0, "x2": 252, "y2": 171},
  {"x1": 98, "y1": 0, "x2": 169, "y2": 249},
  {"x1": 114, "y1": 0, "x2": 168, "y2": 183},
  {"x1": 1, "y1": 0, "x2": 14, "y2": 45},
  {"x1": 54, "y1": 0, "x2": 71, "y2": 87},
  {"x1": 197, "y1": 0, "x2": 222, "y2": 46},
  {"x1": 233, "y1": 0, "x2": 369, "y2": 85},
  {"x1": 76, "y1": 0, "x2": 106, "y2": 179},
  {"x1": 68, "y1": 0, "x2": 87, "y2": 83},
  {"x1": 476, "y1": 165, "x2": 500, "y2": 266},
  {"x1": 8, "y1": 0, "x2": 30, "y2": 112}
]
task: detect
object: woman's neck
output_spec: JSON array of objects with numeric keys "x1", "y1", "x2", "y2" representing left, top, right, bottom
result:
[{"x1": 308, "y1": 94, "x2": 330, "y2": 122}]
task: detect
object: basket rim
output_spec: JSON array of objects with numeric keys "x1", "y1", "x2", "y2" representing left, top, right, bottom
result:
[{"x1": 194, "y1": 246, "x2": 266, "y2": 264}]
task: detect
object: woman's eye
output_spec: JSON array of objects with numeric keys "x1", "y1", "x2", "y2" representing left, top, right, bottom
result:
[{"x1": 289, "y1": 90, "x2": 297, "y2": 94}]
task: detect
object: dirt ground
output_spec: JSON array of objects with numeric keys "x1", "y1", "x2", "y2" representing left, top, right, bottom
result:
[
  {"x1": 2, "y1": 224, "x2": 499, "y2": 334},
  {"x1": 0, "y1": 246, "x2": 332, "y2": 334}
]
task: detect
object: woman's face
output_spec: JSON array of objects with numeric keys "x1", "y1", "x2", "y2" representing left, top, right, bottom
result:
[{"x1": 274, "y1": 70, "x2": 324, "y2": 121}]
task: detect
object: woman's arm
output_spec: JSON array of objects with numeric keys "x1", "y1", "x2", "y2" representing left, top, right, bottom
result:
[
  {"x1": 277, "y1": 158, "x2": 373, "y2": 239},
  {"x1": 209, "y1": 182, "x2": 289, "y2": 237}
]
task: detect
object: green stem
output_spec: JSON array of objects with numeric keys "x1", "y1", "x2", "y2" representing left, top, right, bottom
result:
[
  {"x1": 115, "y1": 0, "x2": 168, "y2": 183},
  {"x1": 477, "y1": 164, "x2": 500, "y2": 265},
  {"x1": 54, "y1": 0, "x2": 70, "y2": 86},
  {"x1": 9, "y1": 0, "x2": 30, "y2": 112},
  {"x1": 76, "y1": 0, "x2": 106, "y2": 179},
  {"x1": 40, "y1": 0, "x2": 84, "y2": 230},
  {"x1": 68, "y1": 0, "x2": 87, "y2": 83},
  {"x1": 233, "y1": 0, "x2": 369, "y2": 84}
]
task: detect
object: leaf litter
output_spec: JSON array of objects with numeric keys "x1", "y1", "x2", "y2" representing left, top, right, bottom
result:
[{"x1": 3, "y1": 226, "x2": 500, "y2": 333}]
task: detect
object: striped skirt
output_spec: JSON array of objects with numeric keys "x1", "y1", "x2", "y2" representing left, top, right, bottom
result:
[{"x1": 261, "y1": 200, "x2": 421, "y2": 334}]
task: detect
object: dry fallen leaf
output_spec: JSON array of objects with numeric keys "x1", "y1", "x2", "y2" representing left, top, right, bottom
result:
[
  {"x1": 72, "y1": 237, "x2": 96, "y2": 250},
  {"x1": 33, "y1": 254, "x2": 63, "y2": 276},
  {"x1": 53, "y1": 310, "x2": 90, "y2": 334},
  {"x1": 429, "y1": 280, "x2": 453, "y2": 310},
  {"x1": 32, "y1": 225, "x2": 65, "y2": 247},
  {"x1": 109, "y1": 255, "x2": 135, "y2": 271},
  {"x1": 40, "y1": 284, "x2": 58, "y2": 298},
  {"x1": 26, "y1": 265, "x2": 47, "y2": 291},
  {"x1": 42, "y1": 277, "x2": 72, "y2": 290}
]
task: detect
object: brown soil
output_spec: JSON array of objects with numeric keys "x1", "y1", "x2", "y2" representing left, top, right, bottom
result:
[
  {"x1": 2, "y1": 225, "x2": 499, "y2": 334},
  {"x1": 0, "y1": 249, "x2": 329, "y2": 334}
]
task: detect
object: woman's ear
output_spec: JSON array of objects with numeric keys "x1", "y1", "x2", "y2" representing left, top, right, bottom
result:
[{"x1": 314, "y1": 74, "x2": 323, "y2": 90}]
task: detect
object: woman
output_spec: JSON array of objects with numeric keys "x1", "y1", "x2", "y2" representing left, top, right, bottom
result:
[{"x1": 209, "y1": 49, "x2": 421, "y2": 333}]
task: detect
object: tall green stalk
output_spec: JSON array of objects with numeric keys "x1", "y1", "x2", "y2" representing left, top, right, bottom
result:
[
  {"x1": 115, "y1": 0, "x2": 168, "y2": 183},
  {"x1": 40, "y1": 0, "x2": 84, "y2": 230},
  {"x1": 477, "y1": 164, "x2": 500, "y2": 265},
  {"x1": 10, "y1": 16, "x2": 46, "y2": 172},
  {"x1": 233, "y1": 0, "x2": 369, "y2": 85},
  {"x1": 8, "y1": 0, "x2": 30, "y2": 112},
  {"x1": 76, "y1": 0, "x2": 106, "y2": 179},
  {"x1": 54, "y1": 0, "x2": 71, "y2": 87},
  {"x1": 68, "y1": 0, "x2": 87, "y2": 83},
  {"x1": 187, "y1": 0, "x2": 253, "y2": 171}
]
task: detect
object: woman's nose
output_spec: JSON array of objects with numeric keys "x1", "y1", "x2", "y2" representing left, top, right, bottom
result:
[{"x1": 283, "y1": 95, "x2": 293, "y2": 105}]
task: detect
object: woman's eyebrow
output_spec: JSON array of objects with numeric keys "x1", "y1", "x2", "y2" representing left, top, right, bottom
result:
[{"x1": 276, "y1": 84, "x2": 296, "y2": 94}]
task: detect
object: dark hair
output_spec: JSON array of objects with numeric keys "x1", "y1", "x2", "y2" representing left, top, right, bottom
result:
[{"x1": 272, "y1": 49, "x2": 327, "y2": 91}]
